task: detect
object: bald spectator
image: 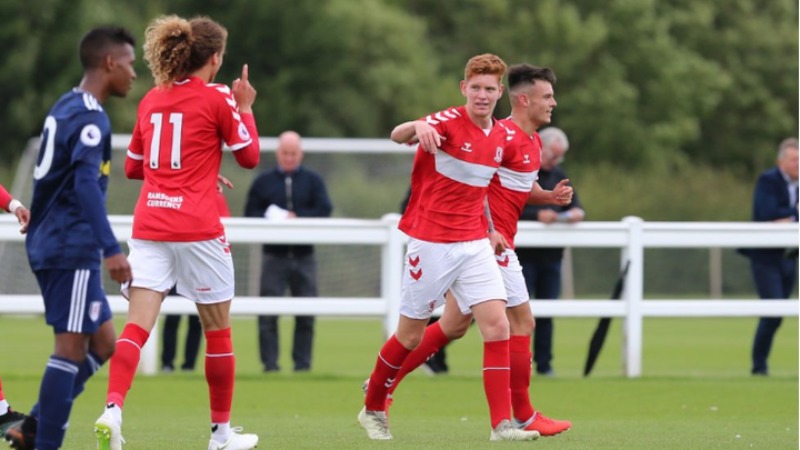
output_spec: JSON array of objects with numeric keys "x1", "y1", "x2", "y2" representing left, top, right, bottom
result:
[
  {"x1": 516, "y1": 126, "x2": 584, "y2": 376},
  {"x1": 244, "y1": 131, "x2": 333, "y2": 372}
]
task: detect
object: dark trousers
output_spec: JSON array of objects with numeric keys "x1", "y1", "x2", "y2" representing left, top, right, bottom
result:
[
  {"x1": 161, "y1": 314, "x2": 202, "y2": 370},
  {"x1": 259, "y1": 253, "x2": 318, "y2": 371},
  {"x1": 521, "y1": 259, "x2": 563, "y2": 374},
  {"x1": 750, "y1": 257, "x2": 797, "y2": 374}
]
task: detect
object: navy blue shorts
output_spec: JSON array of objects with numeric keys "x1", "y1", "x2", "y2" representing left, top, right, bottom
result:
[{"x1": 34, "y1": 269, "x2": 112, "y2": 334}]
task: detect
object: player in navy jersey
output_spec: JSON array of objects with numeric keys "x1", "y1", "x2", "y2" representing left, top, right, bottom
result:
[{"x1": 4, "y1": 27, "x2": 135, "y2": 450}]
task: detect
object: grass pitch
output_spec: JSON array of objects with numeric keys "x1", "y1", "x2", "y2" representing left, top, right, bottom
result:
[{"x1": 0, "y1": 315, "x2": 797, "y2": 449}]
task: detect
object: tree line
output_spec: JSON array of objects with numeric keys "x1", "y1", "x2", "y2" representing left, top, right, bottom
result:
[{"x1": 0, "y1": 0, "x2": 796, "y2": 175}]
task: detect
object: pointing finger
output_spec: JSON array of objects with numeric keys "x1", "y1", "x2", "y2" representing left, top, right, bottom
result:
[{"x1": 241, "y1": 64, "x2": 249, "y2": 82}]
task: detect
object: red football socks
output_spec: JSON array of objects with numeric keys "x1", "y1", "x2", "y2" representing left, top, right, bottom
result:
[
  {"x1": 106, "y1": 323, "x2": 150, "y2": 408},
  {"x1": 389, "y1": 321, "x2": 451, "y2": 395},
  {"x1": 483, "y1": 339, "x2": 511, "y2": 428},
  {"x1": 509, "y1": 335, "x2": 535, "y2": 422},
  {"x1": 205, "y1": 328, "x2": 235, "y2": 424},
  {"x1": 365, "y1": 335, "x2": 411, "y2": 411}
]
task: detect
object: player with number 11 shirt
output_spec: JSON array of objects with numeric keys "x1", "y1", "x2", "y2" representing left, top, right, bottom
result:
[
  {"x1": 126, "y1": 51, "x2": 258, "y2": 241},
  {"x1": 94, "y1": 15, "x2": 260, "y2": 450}
]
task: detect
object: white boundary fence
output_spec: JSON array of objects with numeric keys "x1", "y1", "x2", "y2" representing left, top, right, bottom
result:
[{"x1": 0, "y1": 214, "x2": 797, "y2": 377}]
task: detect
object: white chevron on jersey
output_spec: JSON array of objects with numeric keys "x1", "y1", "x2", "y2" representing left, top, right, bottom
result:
[
  {"x1": 434, "y1": 151, "x2": 497, "y2": 187},
  {"x1": 211, "y1": 84, "x2": 232, "y2": 95},
  {"x1": 497, "y1": 166, "x2": 538, "y2": 192},
  {"x1": 503, "y1": 125, "x2": 515, "y2": 141},
  {"x1": 425, "y1": 107, "x2": 461, "y2": 125},
  {"x1": 81, "y1": 92, "x2": 103, "y2": 112}
]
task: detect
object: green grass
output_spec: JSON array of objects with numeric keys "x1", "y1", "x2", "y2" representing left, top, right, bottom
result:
[{"x1": 0, "y1": 316, "x2": 797, "y2": 449}]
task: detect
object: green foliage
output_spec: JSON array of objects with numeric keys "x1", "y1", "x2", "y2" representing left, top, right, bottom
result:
[
  {"x1": 0, "y1": 0, "x2": 795, "y2": 211},
  {"x1": 567, "y1": 160, "x2": 752, "y2": 221}
]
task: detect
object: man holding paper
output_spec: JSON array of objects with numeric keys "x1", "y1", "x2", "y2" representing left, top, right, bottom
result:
[{"x1": 244, "y1": 131, "x2": 333, "y2": 372}]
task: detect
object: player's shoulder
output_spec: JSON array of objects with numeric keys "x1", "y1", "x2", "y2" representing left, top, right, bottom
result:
[
  {"x1": 498, "y1": 117, "x2": 518, "y2": 137},
  {"x1": 493, "y1": 117, "x2": 515, "y2": 144},
  {"x1": 52, "y1": 90, "x2": 109, "y2": 132},
  {"x1": 202, "y1": 82, "x2": 235, "y2": 101},
  {"x1": 423, "y1": 105, "x2": 465, "y2": 127},
  {"x1": 52, "y1": 89, "x2": 106, "y2": 118}
]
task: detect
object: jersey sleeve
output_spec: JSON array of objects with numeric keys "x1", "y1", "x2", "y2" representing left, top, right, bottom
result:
[
  {"x1": 0, "y1": 183, "x2": 12, "y2": 212},
  {"x1": 421, "y1": 107, "x2": 459, "y2": 138},
  {"x1": 210, "y1": 85, "x2": 253, "y2": 150},
  {"x1": 125, "y1": 119, "x2": 145, "y2": 179},
  {"x1": 210, "y1": 84, "x2": 260, "y2": 168},
  {"x1": 71, "y1": 111, "x2": 110, "y2": 166}
]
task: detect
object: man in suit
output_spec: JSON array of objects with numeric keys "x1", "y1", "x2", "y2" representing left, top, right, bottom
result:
[{"x1": 745, "y1": 137, "x2": 798, "y2": 376}]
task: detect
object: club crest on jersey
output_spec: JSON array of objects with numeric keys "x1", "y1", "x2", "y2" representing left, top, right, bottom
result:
[
  {"x1": 80, "y1": 124, "x2": 102, "y2": 147},
  {"x1": 460, "y1": 142, "x2": 472, "y2": 152},
  {"x1": 494, "y1": 147, "x2": 503, "y2": 163},
  {"x1": 89, "y1": 301, "x2": 102, "y2": 322},
  {"x1": 238, "y1": 122, "x2": 250, "y2": 140},
  {"x1": 523, "y1": 154, "x2": 531, "y2": 164}
]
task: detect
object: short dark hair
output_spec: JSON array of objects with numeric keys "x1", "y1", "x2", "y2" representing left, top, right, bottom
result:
[
  {"x1": 79, "y1": 26, "x2": 136, "y2": 70},
  {"x1": 507, "y1": 64, "x2": 556, "y2": 92}
]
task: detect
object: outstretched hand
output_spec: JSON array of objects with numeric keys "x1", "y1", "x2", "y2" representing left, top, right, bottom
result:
[{"x1": 232, "y1": 64, "x2": 256, "y2": 113}]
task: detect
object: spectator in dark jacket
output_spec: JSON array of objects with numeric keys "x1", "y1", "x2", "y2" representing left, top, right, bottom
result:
[
  {"x1": 244, "y1": 131, "x2": 332, "y2": 372},
  {"x1": 516, "y1": 126, "x2": 584, "y2": 376}
]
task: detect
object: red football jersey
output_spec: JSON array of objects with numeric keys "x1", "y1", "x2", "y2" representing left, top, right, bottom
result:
[
  {"x1": 399, "y1": 106, "x2": 509, "y2": 242},
  {"x1": 488, "y1": 118, "x2": 542, "y2": 248},
  {"x1": 127, "y1": 77, "x2": 259, "y2": 241}
]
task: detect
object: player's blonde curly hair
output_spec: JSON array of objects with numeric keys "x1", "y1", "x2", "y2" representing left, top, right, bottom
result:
[
  {"x1": 144, "y1": 15, "x2": 227, "y2": 87},
  {"x1": 464, "y1": 53, "x2": 507, "y2": 81}
]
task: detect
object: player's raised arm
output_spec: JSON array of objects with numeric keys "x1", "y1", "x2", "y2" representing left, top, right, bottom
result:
[
  {"x1": 227, "y1": 64, "x2": 260, "y2": 169},
  {"x1": 231, "y1": 64, "x2": 255, "y2": 113}
]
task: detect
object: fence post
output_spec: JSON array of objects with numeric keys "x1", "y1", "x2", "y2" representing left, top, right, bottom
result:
[
  {"x1": 621, "y1": 216, "x2": 644, "y2": 378},
  {"x1": 381, "y1": 214, "x2": 404, "y2": 338}
]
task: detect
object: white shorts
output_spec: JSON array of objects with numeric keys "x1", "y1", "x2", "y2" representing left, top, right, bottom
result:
[
  {"x1": 400, "y1": 237, "x2": 506, "y2": 319},
  {"x1": 123, "y1": 236, "x2": 235, "y2": 304},
  {"x1": 497, "y1": 248, "x2": 531, "y2": 308}
]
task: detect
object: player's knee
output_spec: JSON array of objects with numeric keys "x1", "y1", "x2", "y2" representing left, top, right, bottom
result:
[
  {"x1": 396, "y1": 330, "x2": 424, "y2": 350},
  {"x1": 53, "y1": 337, "x2": 89, "y2": 363},
  {"x1": 90, "y1": 338, "x2": 115, "y2": 361},
  {"x1": 478, "y1": 315, "x2": 510, "y2": 342},
  {"x1": 509, "y1": 315, "x2": 534, "y2": 336},
  {"x1": 442, "y1": 320, "x2": 470, "y2": 339}
]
